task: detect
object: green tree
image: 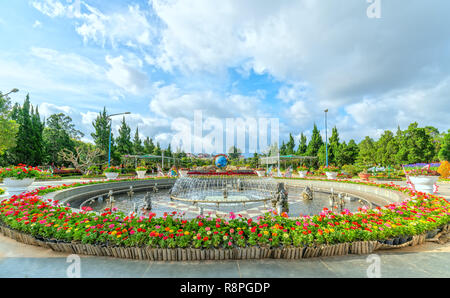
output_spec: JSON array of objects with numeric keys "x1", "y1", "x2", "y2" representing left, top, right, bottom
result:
[
  {"x1": 91, "y1": 107, "x2": 113, "y2": 161},
  {"x1": 0, "y1": 92, "x2": 18, "y2": 155},
  {"x1": 153, "y1": 142, "x2": 162, "y2": 156},
  {"x1": 285, "y1": 133, "x2": 295, "y2": 155},
  {"x1": 395, "y1": 122, "x2": 435, "y2": 164},
  {"x1": 296, "y1": 133, "x2": 307, "y2": 155},
  {"x1": 328, "y1": 126, "x2": 340, "y2": 165},
  {"x1": 133, "y1": 127, "x2": 144, "y2": 155},
  {"x1": 375, "y1": 130, "x2": 398, "y2": 166},
  {"x1": 228, "y1": 146, "x2": 241, "y2": 160},
  {"x1": 43, "y1": 113, "x2": 83, "y2": 165},
  {"x1": 438, "y1": 130, "x2": 450, "y2": 161},
  {"x1": 9, "y1": 95, "x2": 44, "y2": 165},
  {"x1": 115, "y1": 116, "x2": 133, "y2": 156},
  {"x1": 144, "y1": 137, "x2": 155, "y2": 154},
  {"x1": 357, "y1": 136, "x2": 376, "y2": 166},
  {"x1": 305, "y1": 124, "x2": 323, "y2": 157}
]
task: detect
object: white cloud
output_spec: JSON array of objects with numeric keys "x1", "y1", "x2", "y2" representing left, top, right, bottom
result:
[
  {"x1": 105, "y1": 55, "x2": 150, "y2": 94},
  {"x1": 39, "y1": 102, "x2": 72, "y2": 117},
  {"x1": 32, "y1": 20, "x2": 42, "y2": 28},
  {"x1": 31, "y1": 0, "x2": 66, "y2": 18}
]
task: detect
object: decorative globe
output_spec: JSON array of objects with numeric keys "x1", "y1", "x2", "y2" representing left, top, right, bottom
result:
[{"x1": 215, "y1": 155, "x2": 228, "y2": 169}]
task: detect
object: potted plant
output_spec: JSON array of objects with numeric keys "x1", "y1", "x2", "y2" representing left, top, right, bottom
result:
[
  {"x1": 407, "y1": 168, "x2": 440, "y2": 194},
  {"x1": 297, "y1": 165, "x2": 309, "y2": 178},
  {"x1": 0, "y1": 165, "x2": 41, "y2": 195},
  {"x1": 322, "y1": 166, "x2": 340, "y2": 180},
  {"x1": 358, "y1": 168, "x2": 370, "y2": 181},
  {"x1": 135, "y1": 166, "x2": 147, "y2": 179},
  {"x1": 103, "y1": 166, "x2": 121, "y2": 180}
]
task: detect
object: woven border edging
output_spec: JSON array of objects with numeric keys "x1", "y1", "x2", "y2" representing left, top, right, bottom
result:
[{"x1": 1, "y1": 224, "x2": 443, "y2": 261}]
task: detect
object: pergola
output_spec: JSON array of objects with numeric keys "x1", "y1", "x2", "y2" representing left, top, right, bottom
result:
[
  {"x1": 122, "y1": 153, "x2": 182, "y2": 169},
  {"x1": 259, "y1": 154, "x2": 318, "y2": 170}
]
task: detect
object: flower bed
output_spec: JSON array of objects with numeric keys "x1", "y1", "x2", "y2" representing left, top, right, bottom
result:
[{"x1": 0, "y1": 178, "x2": 449, "y2": 260}]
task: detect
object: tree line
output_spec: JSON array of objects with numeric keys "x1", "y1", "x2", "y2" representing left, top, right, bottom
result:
[{"x1": 0, "y1": 92, "x2": 449, "y2": 169}]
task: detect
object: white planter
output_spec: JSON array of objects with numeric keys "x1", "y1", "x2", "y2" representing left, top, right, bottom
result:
[
  {"x1": 325, "y1": 172, "x2": 338, "y2": 180},
  {"x1": 179, "y1": 170, "x2": 189, "y2": 177},
  {"x1": 3, "y1": 178, "x2": 35, "y2": 196},
  {"x1": 256, "y1": 170, "x2": 266, "y2": 177},
  {"x1": 410, "y1": 176, "x2": 439, "y2": 194},
  {"x1": 104, "y1": 172, "x2": 119, "y2": 180},
  {"x1": 298, "y1": 171, "x2": 308, "y2": 178},
  {"x1": 136, "y1": 170, "x2": 147, "y2": 179}
]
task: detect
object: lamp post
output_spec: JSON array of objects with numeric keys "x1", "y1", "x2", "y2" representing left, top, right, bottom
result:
[
  {"x1": 107, "y1": 112, "x2": 131, "y2": 167},
  {"x1": 324, "y1": 109, "x2": 328, "y2": 167},
  {"x1": 2, "y1": 88, "x2": 19, "y2": 97}
]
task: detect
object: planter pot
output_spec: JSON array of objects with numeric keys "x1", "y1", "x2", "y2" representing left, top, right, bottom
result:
[
  {"x1": 426, "y1": 229, "x2": 439, "y2": 239},
  {"x1": 3, "y1": 178, "x2": 35, "y2": 196},
  {"x1": 298, "y1": 171, "x2": 308, "y2": 178},
  {"x1": 409, "y1": 176, "x2": 439, "y2": 194},
  {"x1": 104, "y1": 172, "x2": 119, "y2": 180},
  {"x1": 325, "y1": 172, "x2": 338, "y2": 180},
  {"x1": 256, "y1": 170, "x2": 266, "y2": 177},
  {"x1": 136, "y1": 171, "x2": 147, "y2": 179},
  {"x1": 358, "y1": 173, "x2": 370, "y2": 181}
]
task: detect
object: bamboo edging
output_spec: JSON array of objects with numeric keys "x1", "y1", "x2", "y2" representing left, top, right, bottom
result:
[{"x1": 2, "y1": 224, "x2": 447, "y2": 261}]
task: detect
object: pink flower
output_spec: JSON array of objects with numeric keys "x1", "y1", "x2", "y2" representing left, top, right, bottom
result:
[{"x1": 229, "y1": 212, "x2": 236, "y2": 220}]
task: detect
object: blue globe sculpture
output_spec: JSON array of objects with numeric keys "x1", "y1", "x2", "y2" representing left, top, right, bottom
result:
[{"x1": 215, "y1": 155, "x2": 228, "y2": 169}]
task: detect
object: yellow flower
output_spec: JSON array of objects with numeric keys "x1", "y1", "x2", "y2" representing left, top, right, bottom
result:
[
  {"x1": 184, "y1": 231, "x2": 190, "y2": 236},
  {"x1": 117, "y1": 235, "x2": 121, "y2": 238},
  {"x1": 263, "y1": 231, "x2": 269, "y2": 236},
  {"x1": 111, "y1": 231, "x2": 117, "y2": 235}
]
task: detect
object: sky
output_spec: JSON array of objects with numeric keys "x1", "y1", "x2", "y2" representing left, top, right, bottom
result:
[{"x1": 0, "y1": 0, "x2": 449, "y2": 154}]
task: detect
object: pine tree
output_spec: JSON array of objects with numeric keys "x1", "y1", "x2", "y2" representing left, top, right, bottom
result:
[
  {"x1": 10, "y1": 95, "x2": 41, "y2": 165},
  {"x1": 296, "y1": 133, "x2": 307, "y2": 155},
  {"x1": 286, "y1": 133, "x2": 295, "y2": 155},
  {"x1": 115, "y1": 116, "x2": 133, "y2": 156},
  {"x1": 133, "y1": 126, "x2": 144, "y2": 155},
  {"x1": 328, "y1": 126, "x2": 340, "y2": 165},
  {"x1": 144, "y1": 137, "x2": 155, "y2": 154},
  {"x1": 306, "y1": 124, "x2": 323, "y2": 157},
  {"x1": 91, "y1": 107, "x2": 112, "y2": 160}
]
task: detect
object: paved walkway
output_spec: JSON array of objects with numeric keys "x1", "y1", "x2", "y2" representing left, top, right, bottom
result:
[{"x1": 1, "y1": 179, "x2": 449, "y2": 278}]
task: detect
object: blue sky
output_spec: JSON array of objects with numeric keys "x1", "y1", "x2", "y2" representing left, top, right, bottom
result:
[{"x1": 0, "y1": 0, "x2": 449, "y2": 154}]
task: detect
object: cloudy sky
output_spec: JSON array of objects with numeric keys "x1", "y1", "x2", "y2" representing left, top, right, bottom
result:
[{"x1": 0, "y1": 0, "x2": 449, "y2": 153}]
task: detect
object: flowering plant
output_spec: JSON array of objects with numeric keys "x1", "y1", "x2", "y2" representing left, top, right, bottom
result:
[
  {"x1": 103, "y1": 166, "x2": 121, "y2": 173},
  {"x1": 297, "y1": 165, "x2": 309, "y2": 171},
  {"x1": 0, "y1": 188, "x2": 4, "y2": 195},
  {"x1": 322, "y1": 165, "x2": 340, "y2": 173},
  {"x1": 0, "y1": 165, "x2": 42, "y2": 180},
  {"x1": 135, "y1": 166, "x2": 147, "y2": 171},
  {"x1": 407, "y1": 168, "x2": 440, "y2": 177},
  {"x1": 0, "y1": 177, "x2": 449, "y2": 250}
]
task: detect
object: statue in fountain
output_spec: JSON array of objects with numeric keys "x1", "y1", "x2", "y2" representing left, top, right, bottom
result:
[
  {"x1": 127, "y1": 186, "x2": 134, "y2": 200},
  {"x1": 153, "y1": 183, "x2": 159, "y2": 193},
  {"x1": 223, "y1": 186, "x2": 228, "y2": 199},
  {"x1": 236, "y1": 179, "x2": 244, "y2": 192},
  {"x1": 272, "y1": 182, "x2": 289, "y2": 214},
  {"x1": 143, "y1": 192, "x2": 152, "y2": 211},
  {"x1": 107, "y1": 190, "x2": 115, "y2": 210},
  {"x1": 329, "y1": 191, "x2": 346, "y2": 212},
  {"x1": 301, "y1": 185, "x2": 314, "y2": 200}
]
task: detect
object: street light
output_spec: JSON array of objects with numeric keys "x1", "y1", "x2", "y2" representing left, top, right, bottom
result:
[
  {"x1": 324, "y1": 109, "x2": 328, "y2": 167},
  {"x1": 107, "y1": 112, "x2": 131, "y2": 166},
  {"x1": 2, "y1": 88, "x2": 19, "y2": 96}
]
